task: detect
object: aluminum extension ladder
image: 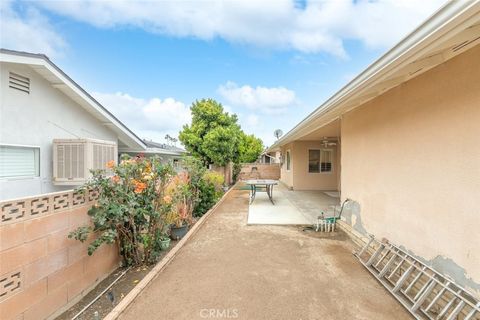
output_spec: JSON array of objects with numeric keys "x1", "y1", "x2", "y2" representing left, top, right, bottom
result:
[{"x1": 354, "y1": 235, "x2": 480, "y2": 320}]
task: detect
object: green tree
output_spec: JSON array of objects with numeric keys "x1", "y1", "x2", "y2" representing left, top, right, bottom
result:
[
  {"x1": 180, "y1": 99, "x2": 265, "y2": 184},
  {"x1": 238, "y1": 133, "x2": 264, "y2": 163},
  {"x1": 179, "y1": 99, "x2": 241, "y2": 166}
]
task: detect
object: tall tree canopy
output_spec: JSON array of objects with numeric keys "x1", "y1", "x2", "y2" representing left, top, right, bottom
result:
[
  {"x1": 179, "y1": 99, "x2": 242, "y2": 166},
  {"x1": 238, "y1": 133, "x2": 264, "y2": 163},
  {"x1": 179, "y1": 99, "x2": 264, "y2": 166}
]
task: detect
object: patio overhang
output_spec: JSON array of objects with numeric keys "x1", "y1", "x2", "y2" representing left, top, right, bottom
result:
[{"x1": 268, "y1": 1, "x2": 480, "y2": 151}]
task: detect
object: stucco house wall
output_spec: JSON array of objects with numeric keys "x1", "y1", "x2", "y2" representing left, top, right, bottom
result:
[
  {"x1": 289, "y1": 141, "x2": 340, "y2": 191},
  {"x1": 0, "y1": 62, "x2": 118, "y2": 200},
  {"x1": 280, "y1": 143, "x2": 294, "y2": 189},
  {"x1": 341, "y1": 44, "x2": 480, "y2": 293}
]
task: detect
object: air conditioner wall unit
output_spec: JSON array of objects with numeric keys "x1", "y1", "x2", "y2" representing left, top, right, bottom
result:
[{"x1": 53, "y1": 138, "x2": 117, "y2": 185}]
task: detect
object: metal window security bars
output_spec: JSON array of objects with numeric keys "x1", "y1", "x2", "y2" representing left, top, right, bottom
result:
[{"x1": 354, "y1": 235, "x2": 480, "y2": 320}]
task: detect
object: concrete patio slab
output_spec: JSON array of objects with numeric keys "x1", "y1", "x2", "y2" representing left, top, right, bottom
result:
[
  {"x1": 248, "y1": 184, "x2": 340, "y2": 225},
  {"x1": 247, "y1": 192, "x2": 311, "y2": 225},
  {"x1": 118, "y1": 188, "x2": 411, "y2": 320}
]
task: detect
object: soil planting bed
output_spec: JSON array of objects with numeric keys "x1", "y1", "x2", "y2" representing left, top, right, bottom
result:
[{"x1": 56, "y1": 239, "x2": 178, "y2": 320}]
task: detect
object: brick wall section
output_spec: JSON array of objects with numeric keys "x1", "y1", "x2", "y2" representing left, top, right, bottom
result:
[
  {"x1": 0, "y1": 190, "x2": 120, "y2": 320},
  {"x1": 239, "y1": 164, "x2": 281, "y2": 180}
]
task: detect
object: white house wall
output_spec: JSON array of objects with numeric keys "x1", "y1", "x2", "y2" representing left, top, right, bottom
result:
[{"x1": 0, "y1": 62, "x2": 118, "y2": 200}]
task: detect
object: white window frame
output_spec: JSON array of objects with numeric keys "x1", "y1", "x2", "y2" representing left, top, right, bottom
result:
[
  {"x1": 286, "y1": 149, "x2": 291, "y2": 171},
  {"x1": 308, "y1": 148, "x2": 333, "y2": 174},
  {"x1": 0, "y1": 143, "x2": 41, "y2": 180}
]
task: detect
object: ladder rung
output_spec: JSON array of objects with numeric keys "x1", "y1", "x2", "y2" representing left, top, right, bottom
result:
[
  {"x1": 358, "y1": 237, "x2": 374, "y2": 259},
  {"x1": 464, "y1": 302, "x2": 480, "y2": 320},
  {"x1": 388, "y1": 256, "x2": 406, "y2": 280},
  {"x1": 353, "y1": 235, "x2": 480, "y2": 320},
  {"x1": 374, "y1": 247, "x2": 392, "y2": 269},
  {"x1": 424, "y1": 283, "x2": 449, "y2": 312},
  {"x1": 379, "y1": 253, "x2": 398, "y2": 277},
  {"x1": 446, "y1": 301, "x2": 465, "y2": 320},
  {"x1": 413, "y1": 278, "x2": 434, "y2": 302},
  {"x1": 366, "y1": 244, "x2": 385, "y2": 266},
  {"x1": 437, "y1": 291, "x2": 461, "y2": 319},
  {"x1": 393, "y1": 265, "x2": 414, "y2": 292},
  {"x1": 404, "y1": 266, "x2": 426, "y2": 294},
  {"x1": 412, "y1": 280, "x2": 436, "y2": 311},
  {"x1": 437, "y1": 299, "x2": 455, "y2": 319}
]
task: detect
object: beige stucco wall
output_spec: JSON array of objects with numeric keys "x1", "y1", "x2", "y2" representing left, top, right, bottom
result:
[
  {"x1": 290, "y1": 141, "x2": 339, "y2": 191},
  {"x1": 341, "y1": 44, "x2": 480, "y2": 293},
  {"x1": 280, "y1": 143, "x2": 294, "y2": 188}
]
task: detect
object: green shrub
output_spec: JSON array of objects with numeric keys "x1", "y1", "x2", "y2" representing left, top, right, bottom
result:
[
  {"x1": 194, "y1": 170, "x2": 224, "y2": 217},
  {"x1": 232, "y1": 162, "x2": 242, "y2": 183},
  {"x1": 203, "y1": 171, "x2": 224, "y2": 190},
  {"x1": 194, "y1": 180, "x2": 217, "y2": 217},
  {"x1": 69, "y1": 155, "x2": 186, "y2": 266},
  {"x1": 181, "y1": 156, "x2": 223, "y2": 217},
  {"x1": 69, "y1": 155, "x2": 226, "y2": 266}
]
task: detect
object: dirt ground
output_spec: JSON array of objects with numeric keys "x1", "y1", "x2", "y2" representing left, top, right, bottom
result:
[{"x1": 119, "y1": 189, "x2": 412, "y2": 320}]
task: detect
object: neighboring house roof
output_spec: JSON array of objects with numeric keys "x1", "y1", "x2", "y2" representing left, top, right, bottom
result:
[
  {"x1": 269, "y1": 1, "x2": 480, "y2": 151},
  {"x1": 143, "y1": 140, "x2": 186, "y2": 152},
  {"x1": 123, "y1": 139, "x2": 187, "y2": 156},
  {"x1": 0, "y1": 48, "x2": 147, "y2": 150},
  {"x1": 261, "y1": 149, "x2": 277, "y2": 156}
]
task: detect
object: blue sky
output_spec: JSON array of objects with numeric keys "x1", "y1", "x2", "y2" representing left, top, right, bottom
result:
[{"x1": 1, "y1": 0, "x2": 446, "y2": 146}]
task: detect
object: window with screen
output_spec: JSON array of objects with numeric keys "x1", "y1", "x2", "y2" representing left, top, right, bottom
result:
[
  {"x1": 308, "y1": 150, "x2": 320, "y2": 173},
  {"x1": 308, "y1": 149, "x2": 333, "y2": 173},
  {"x1": 320, "y1": 150, "x2": 333, "y2": 172}
]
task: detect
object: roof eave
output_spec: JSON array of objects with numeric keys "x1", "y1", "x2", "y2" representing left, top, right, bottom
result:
[
  {"x1": 0, "y1": 49, "x2": 147, "y2": 150},
  {"x1": 268, "y1": 0, "x2": 480, "y2": 152}
]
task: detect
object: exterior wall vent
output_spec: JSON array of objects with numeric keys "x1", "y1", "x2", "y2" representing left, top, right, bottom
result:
[
  {"x1": 9, "y1": 72, "x2": 30, "y2": 94},
  {"x1": 53, "y1": 138, "x2": 117, "y2": 185}
]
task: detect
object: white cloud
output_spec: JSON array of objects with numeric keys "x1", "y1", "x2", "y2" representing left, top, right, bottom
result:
[
  {"x1": 34, "y1": 0, "x2": 445, "y2": 56},
  {"x1": 218, "y1": 81, "x2": 296, "y2": 115},
  {"x1": 234, "y1": 112, "x2": 269, "y2": 146},
  {"x1": 222, "y1": 104, "x2": 234, "y2": 115},
  {"x1": 246, "y1": 114, "x2": 259, "y2": 127},
  {"x1": 0, "y1": 1, "x2": 66, "y2": 58},
  {"x1": 93, "y1": 92, "x2": 191, "y2": 143}
]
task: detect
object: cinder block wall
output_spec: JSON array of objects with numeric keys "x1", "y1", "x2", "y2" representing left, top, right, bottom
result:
[
  {"x1": 0, "y1": 190, "x2": 120, "y2": 320},
  {"x1": 240, "y1": 164, "x2": 281, "y2": 180}
]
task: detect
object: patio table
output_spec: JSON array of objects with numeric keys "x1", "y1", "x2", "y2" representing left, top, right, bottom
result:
[{"x1": 245, "y1": 179, "x2": 278, "y2": 205}]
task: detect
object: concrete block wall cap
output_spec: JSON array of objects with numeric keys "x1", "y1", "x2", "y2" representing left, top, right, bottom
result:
[
  {"x1": 0, "y1": 189, "x2": 75, "y2": 205},
  {"x1": 102, "y1": 184, "x2": 238, "y2": 320}
]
